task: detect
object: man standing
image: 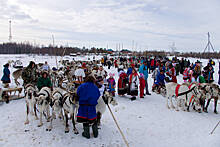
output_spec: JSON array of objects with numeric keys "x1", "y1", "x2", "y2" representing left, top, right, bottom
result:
[
  {"x1": 76, "y1": 75, "x2": 100, "y2": 139},
  {"x1": 139, "y1": 61, "x2": 151, "y2": 95},
  {"x1": 42, "y1": 61, "x2": 50, "y2": 71}
]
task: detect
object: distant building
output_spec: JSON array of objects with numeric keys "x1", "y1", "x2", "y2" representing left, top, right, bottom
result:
[
  {"x1": 120, "y1": 49, "x2": 131, "y2": 54},
  {"x1": 107, "y1": 49, "x2": 114, "y2": 54}
]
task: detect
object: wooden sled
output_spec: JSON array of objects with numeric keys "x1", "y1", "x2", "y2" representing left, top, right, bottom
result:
[{"x1": 0, "y1": 87, "x2": 24, "y2": 102}]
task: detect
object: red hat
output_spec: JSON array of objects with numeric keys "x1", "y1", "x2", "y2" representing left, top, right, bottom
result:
[
  {"x1": 82, "y1": 62, "x2": 86, "y2": 68},
  {"x1": 131, "y1": 64, "x2": 135, "y2": 68}
]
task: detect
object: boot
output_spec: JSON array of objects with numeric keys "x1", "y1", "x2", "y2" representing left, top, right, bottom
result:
[
  {"x1": 92, "y1": 122, "x2": 98, "y2": 138},
  {"x1": 82, "y1": 123, "x2": 90, "y2": 139},
  {"x1": 130, "y1": 96, "x2": 136, "y2": 101}
]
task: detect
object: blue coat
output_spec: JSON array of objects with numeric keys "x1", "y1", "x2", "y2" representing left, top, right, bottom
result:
[
  {"x1": 77, "y1": 82, "x2": 100, "y2": 122},
  {"x1": 127, "y1": 67, "x2": 133, "y2": 76},
  {"x1": 1, "y1": 67, "x2": 10, "y2": 83},
  {"x1": 155, "y1": 72, "x2": 165, "y2": 85},
  {"x1": 139, "y1": 64, "x2": 148, "y2": 79}
]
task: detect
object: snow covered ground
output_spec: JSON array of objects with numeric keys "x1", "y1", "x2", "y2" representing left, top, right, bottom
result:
[{"x1": 0, "y1": 54, "x2": 219, "y2": 147}]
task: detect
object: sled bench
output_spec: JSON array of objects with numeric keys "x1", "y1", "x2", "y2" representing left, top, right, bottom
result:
[{"x1": 0, "y1": 87, "x2": 24, "y2": 102}]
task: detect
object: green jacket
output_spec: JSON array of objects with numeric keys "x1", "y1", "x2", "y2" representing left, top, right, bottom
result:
[
  {"x1": 198, "y1": 75, "x2": 206, "y2": 83},
  {"x1": 37, "y1": 77, "x2": 52, "y2": 90}
]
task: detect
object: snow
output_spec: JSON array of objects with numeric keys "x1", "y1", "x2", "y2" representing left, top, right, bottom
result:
[{"x1": 0, "y1": 54, "x2": 220, "y2": 147}]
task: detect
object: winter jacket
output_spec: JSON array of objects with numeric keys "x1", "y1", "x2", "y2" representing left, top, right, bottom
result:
[
  {"x1": 166, "y1": 67, "x2": 177, "y2": 83},
  {"x1": 37, "y1": 77, "x2": 52, "y2": 90},
  {"x1": 75, "y1": 68, "x2": 85, "y2": 77},
  {"x1": 155, "y1": 72, "x2": 165, "y2": 86},
  {"x1": 1, "y1": 67, "x2": 10, "y2": 83},
  {"x1": 42, "y1": 64, "x2": 50, "y2": 71},
  {"x1": 77, "y1": 82, "x2": 100, "y2": 122},
  {"x1": 183, "y1": 68, "x2": 189, "y2": 80},
  {"x1": 118, "y1": 73, "x2": 128, "y2": 89},
  {"x1": 107, "y1": 78, "x2": 116, "y2": 92},
  {"x1": 22, "y1": 66, "x2": 38, "y2": 85},
  {"x1": 197, "y1": 75, "x2": 206, "y2": 83},
  {"x1": 127, "y1": 67, "x2": 133, "y2": 76},
  {"x1": 96, "y1": 70, "x2": 106, "y2": 78},
  {"x1": 77, "y1": 82, "x2": 100, "y2": 105},
  {"x1": 129, "y1": 73, "x2": 139, "y2": 91},
  {"x1": 139, "y1": 64, "x2": 148, "y2": 79}
]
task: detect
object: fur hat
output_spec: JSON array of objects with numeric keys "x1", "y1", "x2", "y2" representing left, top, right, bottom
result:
[{"x1": 4, "y1": 63, "x2": 9, "y2": 67}]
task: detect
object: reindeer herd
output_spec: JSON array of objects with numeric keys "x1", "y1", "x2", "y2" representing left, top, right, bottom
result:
[
  {"x1": 21, "y1": 59, "x2": 118, "y2": 134},
  {"x1": 166, "y1": 82, "x2": 220, "y2": 114}
]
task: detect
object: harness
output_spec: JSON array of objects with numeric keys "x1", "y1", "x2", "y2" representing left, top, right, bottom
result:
[
  {"x1": 24, "y1": 84, "x2": 36, "y2": 98},
  {"x1": 38, "y1": 89, "x2": 50, "y2": 105},
  {"x1": 175, "y1": 84, "x2": 196, "y2": 97},
  {"x1": 51, "y1": 91, "x2": 63, "y2": 107}
]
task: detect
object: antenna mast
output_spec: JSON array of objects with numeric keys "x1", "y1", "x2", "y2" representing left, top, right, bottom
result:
[
  {"x1": 9, "y1": 20, "x2": 12, "y2": 42},
  {"x1": 203, "y1": 32, "x2": 215, "y2": 53}
]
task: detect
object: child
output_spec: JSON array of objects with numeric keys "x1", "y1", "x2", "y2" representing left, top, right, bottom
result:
[
  {"x1": 129, "y1": 68, "x2": 139, "y2": 100},
  {"x1": 139, "y1": 73, "x2": 145, "y2": 98},
  {"x1": 183, "y1": 67, "x2": 189, "y2": 83},
  {"x1": 152, "y1": 69, "x2": 165, "y2": 94},
  {"x1": 107, "y1": 73, "x2": 116, "y2": 97}
]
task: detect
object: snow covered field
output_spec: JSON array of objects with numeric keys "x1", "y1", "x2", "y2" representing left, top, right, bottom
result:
[{"x1": 0, "y1": 54, "x2": 219, "y2": 147}]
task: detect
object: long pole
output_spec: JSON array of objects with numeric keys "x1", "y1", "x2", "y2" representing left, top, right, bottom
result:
[
  {"x1": 107, "y1": 104, "x2": 130, "y2": 147},
  {"x1": 210, "y1": 120, "x2": 220, "y2": 134},
  {"x1": 52, "y1": 35, "x2": 58, "y2": 69}
]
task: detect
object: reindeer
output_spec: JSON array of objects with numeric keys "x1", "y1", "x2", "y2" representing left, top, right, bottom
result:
[
  {"x1": 202, "y1": 83, "x2": 220, "y2": 114},
  {"x1": 35, "y1": 87, "x2": 52, "y2": 127},
  {"x1": 24, "y1": 84, "x2": 38, "y2": 125},
  {"x1": 12, "y1": 68, "x2": 23, "y2": 86}
]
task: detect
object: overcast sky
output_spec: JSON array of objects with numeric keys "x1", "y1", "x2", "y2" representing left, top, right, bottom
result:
[{"x1": 0, "y1": 0, "x2": 220, "y2": 52}]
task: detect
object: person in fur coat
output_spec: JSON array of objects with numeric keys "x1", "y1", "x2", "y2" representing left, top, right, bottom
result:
[
  {"x1": 139, "y1": 73, "x2": 145, "y2": 98},
  {"x1": 118, "y1": 71, "x2": 128, "y2": 96},
  {"x1": 129, "y1": 68, "x2": 139, "y2": 100}
]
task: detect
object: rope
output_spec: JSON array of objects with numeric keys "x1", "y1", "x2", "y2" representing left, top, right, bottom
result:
[
  {"x1": 210, "y1": 120, "x2": 220, "y2": 134},
  {"x1": 107, "y1": 104, "x2": 130, "y2": 147}
]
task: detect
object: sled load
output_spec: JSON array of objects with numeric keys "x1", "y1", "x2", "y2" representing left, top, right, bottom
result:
[{"x1": 13, "y1": 60, "x2": 23, "y2": 69}]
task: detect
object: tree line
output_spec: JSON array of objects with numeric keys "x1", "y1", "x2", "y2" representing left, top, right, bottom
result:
[{"x1": 0, "y1": 42, "x2": 219, "y2": 59}]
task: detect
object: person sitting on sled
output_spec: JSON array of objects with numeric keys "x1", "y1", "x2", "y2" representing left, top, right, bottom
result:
[{"x1": 152, "y1": 69, "x2": 165, "y2": 94}]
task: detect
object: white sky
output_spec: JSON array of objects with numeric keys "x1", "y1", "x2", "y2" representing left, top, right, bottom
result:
[{"x1": 0, "y1": 0, "x2": 220, "y2": 52}]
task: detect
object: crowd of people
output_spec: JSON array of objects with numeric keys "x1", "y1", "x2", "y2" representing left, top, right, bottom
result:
[{"x1": 1, "y1": 56, "x2": 220, "y2": 139}]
